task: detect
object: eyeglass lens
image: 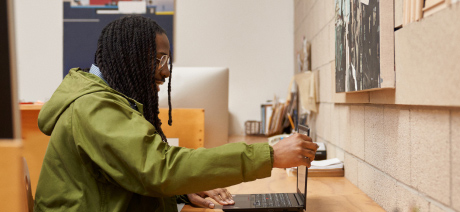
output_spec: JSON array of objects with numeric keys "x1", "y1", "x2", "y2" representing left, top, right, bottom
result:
[{"x1": 159, "y1": 55, "x2": 169, "y2": 67}]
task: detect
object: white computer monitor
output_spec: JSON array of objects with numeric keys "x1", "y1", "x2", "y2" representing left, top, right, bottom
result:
[{"x1": 158, "y1": 67, "x2": 229, "y2": 148}]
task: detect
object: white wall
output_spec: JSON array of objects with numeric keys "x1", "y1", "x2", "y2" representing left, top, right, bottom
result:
[
  {"x1": 15, "y1": 0, "x2": 294, "y2": 136},
  {"x1": 175, "y1": 0, "x2": 294, "y2": 135},
  {"x1": 15, "y1": 0, "x2": 63, "y2": 102}
]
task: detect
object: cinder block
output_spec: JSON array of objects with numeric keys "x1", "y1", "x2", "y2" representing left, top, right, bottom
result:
[
  {"x1": 311, "y1": 27, "x2": 330, "y2": 70},
  {"x1": 430, "y1": 203, "x2": 456, "y2": 212},
  {"x1": 304, "y1": 0, "x2": 317, "y2": 16},
  {"x1": 313, "y1": 0, "x2": 333, "y2": 33},
  {"x1": 348, "y1": 105, "x2": 365, "y2": 159},
  {"x1": 323, "y1": 103, "x2": 332, "y2": 142},
  {"x1": 383, "y1": 107, "x2": 411, "y2": 185},
  {"x1": 315, "y1": 104, "x2": 325, "y2": 139},
  {"x1": 305, "y1": 11, "x2": 315, "y2": 42},
  {"x1": 294, "y1": 17, "x2": 306, "y2": 43},
  {"x1": 324, "y1": 0, "x2": 335, "y2": 23},
  {"x1": 294, "y1": 0, "x2": 301, "y2": 6},
  {"x1": 318, "y1": 63, "x2": 333, "y2": 103},
  {"x1": 309, "y1": 111, "x2": 318, "y2": 142},
  {"x1": 310, "y1": 1, "x2": 321, "y2": 38},
  {"x1": 329, "y1": 20, "x2": 335, "y2": 64},
  {"x1": 338, "y1": 105, "x2": 349, "y2": 150},
  {"x1": 452, "y1": 110, "x2": 460, "y2": 211},
  {"x1": 357, "y1": 162, "x2": 397, "y2": 211},
  {"x1": 330, "y1": 104, "x2": 340, "y2": 146},
  {"x1": 322, "y1": 138, "x2": 336, "y2": 159},
  {"x1": 331, "y1": 104, "x2": 349, "y2": 149},
  {"x1": 394, "y1": 183, "x2": 430, "y2": 212},
  {"x1": 374, "y1": 172, "x2": 398, "y2": 212},
  {"x1": 294, "y1": 0, "x2": 304, "y2": 31},
  {"x1": 344, "y1": 153, "x2": 358, "y2": 186},
  {"x1": 316, "y1": 103, "x2": 332, "y2": 142},
  {"x1": 364, "y1": 106, "x2": 385, "y2": 171},
  {"x1": 335, "y1": 146, "x2": 344, "y2": 162},
  {"x1": 357, "y1": 161, "x2": 373, "y2": 196},
  {"x1": 294, "y1": 22, "x2": 308, "y2": 72},
  {"x1": 410, "y1": 109, "x2": 450, "y2": 205}
]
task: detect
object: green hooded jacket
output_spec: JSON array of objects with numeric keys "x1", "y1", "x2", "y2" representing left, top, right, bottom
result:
[{"x1": 34, "y1": 68, "x2": 274, "y2": 212}]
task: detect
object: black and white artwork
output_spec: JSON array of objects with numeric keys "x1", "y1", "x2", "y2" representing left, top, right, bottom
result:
[{"x1": 335, "y1": 0, "x2": 393, "y2": 93}]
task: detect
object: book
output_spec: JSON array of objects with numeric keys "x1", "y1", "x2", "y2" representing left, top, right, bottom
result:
[{"x1": 261, "y1": 103, "x2": 273, "y2": 135}]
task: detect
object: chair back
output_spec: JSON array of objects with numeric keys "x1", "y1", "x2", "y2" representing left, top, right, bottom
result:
[{"x1": 23, "y1": 157, "x2": 34, "y2": 212}]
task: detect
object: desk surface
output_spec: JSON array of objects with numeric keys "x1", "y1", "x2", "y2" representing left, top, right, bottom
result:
[
  {"x1": 181, "y1": 168, "x2": 384, "y2": 212},
  {"x1": 181, "y1": 136, "x2": 384, "y2": 212}
]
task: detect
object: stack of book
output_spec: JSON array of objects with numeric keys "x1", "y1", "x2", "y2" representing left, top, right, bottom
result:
[
  {"x1": 309, "y1": 158, "x2": 344, "y2": 177},
  {"x1": 286, "y1": 158, "x2": 344, "y2": 177},
  {"x1": 260, "y1": 93, "x2": 298, "y2": 136}
]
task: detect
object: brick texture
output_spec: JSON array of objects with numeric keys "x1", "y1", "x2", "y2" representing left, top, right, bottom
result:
[
  {"x1": 311, "y1": 26, "x2": 330, "y2": 70},
  {"x1": 316, "y1": 103, "x2": 332, "y2": 142},
  {"x1": 410, "y1": 109, "x2": 450, "y2": 205},
  {"x1": 344, "y1": 153, "x2": 358, "y2": 186},
  {"x1": 357, "y1": 162, "x2": 397, "y2": 211},
  {"x1": 330, "y1": 104, "x2": 340, "y2": 147},
  {"x1": 364, "y1": 106, "x2": 385, "y2": 170},
  {"x1": 452, "y1": 110, "x2": 460, "y2": 211},
  {"x1": 383, "y1": 107, "x2": 411, "y2": 185},
  {"x1": 318, "y1": 63, "x2": 333, "y2": 103},
  {"x1": 348, "y1": 106, "x2": 365, "y2": 159},
  {"x1": 394, "y1": 183, "x2": 430, "y2": 212}
]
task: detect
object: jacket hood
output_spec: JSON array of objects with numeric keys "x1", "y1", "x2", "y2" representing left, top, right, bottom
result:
[{"x1": 38, "y1": 68, "x2": 118, "y2": 135}]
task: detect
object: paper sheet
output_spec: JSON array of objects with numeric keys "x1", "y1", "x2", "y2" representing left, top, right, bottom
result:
[
  {"x1": 310, "y1": 158, "x2": 343, "y2": 169},
  {"x1": 177, "y1": 203, "x2": 185, "y2": 211},
  {"x1": 294, "y1": 71, "x2": 317, "y2": 112}
]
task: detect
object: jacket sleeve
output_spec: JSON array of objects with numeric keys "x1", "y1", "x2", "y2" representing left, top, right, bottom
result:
[{"x1": 71, "y1": 92, "x2": 273, "y2": 197}]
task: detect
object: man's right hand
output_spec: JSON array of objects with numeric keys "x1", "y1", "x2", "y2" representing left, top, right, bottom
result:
[{"x1": 272, "y1": 133, "x2": 318, "y2": 168}]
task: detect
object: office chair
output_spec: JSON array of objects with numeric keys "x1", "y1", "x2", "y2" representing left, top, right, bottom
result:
[{"x1": 22, "y1": 157, "x2": 34, "y2": 212}]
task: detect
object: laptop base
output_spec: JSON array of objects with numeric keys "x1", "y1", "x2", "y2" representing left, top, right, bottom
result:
[{"x1": 222, "y1": 193, "x2": 303, "y2": 212}]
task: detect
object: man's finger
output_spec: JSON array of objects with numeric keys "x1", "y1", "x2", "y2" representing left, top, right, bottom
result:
[
  {"x1": 301, "y1": 149, "x2": 316, "y2": 161},
  {"x1": 216, "y1": 188, "x2": 234, "y2": 204},
  {"x1": 294, "y1": 133, "x2": 312, "y2": 142},
  {"x1": 302, "y1": 156, "x2": 312, "y2": 168},
  {"x1": 301, "y1": 140, "x2": 319, "y2": 151},
  {"x1": 191, "y1": 194, "x2": 215, "y2": 209},
  {"x1": 209, "y1": 191, "x2": 228, "y2": 205}
]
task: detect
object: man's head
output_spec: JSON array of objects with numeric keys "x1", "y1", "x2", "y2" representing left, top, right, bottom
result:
[
  {"x1": 153, "y1": 33, "x2": 170, "y2": 92},
  {"x1": 94, "y1": 15, "x2": 172, "y2": 142}
]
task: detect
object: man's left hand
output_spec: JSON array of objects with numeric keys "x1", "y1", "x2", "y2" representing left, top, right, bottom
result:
[{"x1": 187, "y1": 188, "x2": 234, "y2": 209}]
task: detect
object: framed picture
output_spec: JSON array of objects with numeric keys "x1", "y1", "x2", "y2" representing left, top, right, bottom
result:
[
  {"x1": 335, "y1": 0, "x2": 394, "y2": 93},
  {"x1": 63, "y1": 0, "x2": 174, "y2": 76}
]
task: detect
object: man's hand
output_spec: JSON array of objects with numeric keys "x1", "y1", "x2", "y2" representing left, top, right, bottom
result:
[
  {"x1": 272, "y1": 133, "x2": 318, "y2": 168},
  {"x1": 187, "y1": 188, "x2": 234, "y2": 209}
]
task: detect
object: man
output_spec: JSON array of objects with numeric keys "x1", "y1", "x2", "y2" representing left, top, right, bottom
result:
[{"x1": 34, "y1": 15, "x2": 318, "y2": 212}]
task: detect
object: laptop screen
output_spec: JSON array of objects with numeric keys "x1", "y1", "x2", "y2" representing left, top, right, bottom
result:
[
  {"x1": 297, "y1": 165, "x2": 307, "y2": 200},
  {"x1": 297, "y1": 124, "x2": 310, "y2": 210}
]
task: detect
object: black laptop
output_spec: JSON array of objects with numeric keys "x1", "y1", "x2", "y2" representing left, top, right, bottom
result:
[{"x1": 223, "y1": 125, "x2": 310, "y2": 212}]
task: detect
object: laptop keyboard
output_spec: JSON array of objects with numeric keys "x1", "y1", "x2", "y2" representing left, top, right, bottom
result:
[{"x1": 252, "y1": 193, "x2": 292, "y2": 208}]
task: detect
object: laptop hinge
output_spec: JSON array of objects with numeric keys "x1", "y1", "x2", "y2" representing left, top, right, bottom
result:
[{"x1": 294, "y1": 193, "x2": 302, "y2": 206}]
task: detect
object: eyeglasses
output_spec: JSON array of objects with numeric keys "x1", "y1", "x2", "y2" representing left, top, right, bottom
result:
[{"x1": 155, "y1": 55, "x2": 170, "y2": 69}]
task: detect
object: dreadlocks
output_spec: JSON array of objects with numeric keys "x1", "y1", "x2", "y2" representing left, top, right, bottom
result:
[{"x1": 94, "y1": 15, "x2": 172, "y2": 142}]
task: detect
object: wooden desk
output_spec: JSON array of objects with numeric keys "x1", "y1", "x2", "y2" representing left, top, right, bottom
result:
[
  {"x1": 182, "y1": 168, "x2": 384, "y2": 212},
  {"x1": 182, "y1": 136, "x2": 384, "y2": 212}
]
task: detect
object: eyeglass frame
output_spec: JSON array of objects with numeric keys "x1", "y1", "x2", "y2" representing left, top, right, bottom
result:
[{"x1": 155, "y1": 54, "x2": 170, "y2": 70}]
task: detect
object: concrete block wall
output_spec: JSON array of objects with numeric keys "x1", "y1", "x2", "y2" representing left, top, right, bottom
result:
[{"x1": 294, "y1": 0, "x2": 460, "y2": 211}]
